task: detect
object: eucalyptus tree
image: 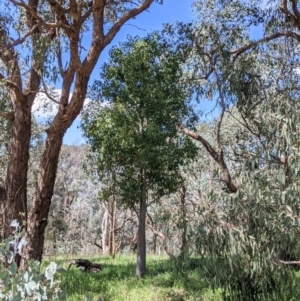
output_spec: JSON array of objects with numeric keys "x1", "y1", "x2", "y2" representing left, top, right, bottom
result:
[
  {"x1": 0, "y1": 0, "x2": 159, "y2": 265},
  {"x1": 168, "y1": 1, "x2": 300, "y2": 299},
  {"x1": 194, "y1": 99, "x2": 300, "y2": 300},
  {"x1": 167, "y1": 0, "x2": 300, "y2": 193},
  {"x1": 82, "y1": 35, "x2": 197, "y2": 276}
]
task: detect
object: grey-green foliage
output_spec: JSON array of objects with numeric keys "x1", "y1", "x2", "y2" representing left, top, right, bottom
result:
[
  {"x1": 167, "y1": 0, "x2": 300, "y2": 300},
  {"x1": 189, "y1": 111, "x2": 300, "y2": 300},
  {"x1": 0, "y1": 220, "x2": 66, "y2": 301},
  {"x1": 195, "y1": 168, "x2": 300, "y2": 300}
]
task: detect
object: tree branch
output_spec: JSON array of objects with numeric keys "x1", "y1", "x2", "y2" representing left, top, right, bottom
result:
[
  {"x1": 231, "y1": 32, "x2": 300, "y2": 62},
  {"x1": 0, "y1": 111, "x2": 14, "y2": 121},
  {"x1": 113, "y1": 217, "x2": 131, "y2": 232},
  {"x1": 83, "y1": 0, "x2": 155, "y2": 71},
  {"x1": 279, "y1": 259, "x2": 300, "y2": 265},
  {"x1": 177, "y1": 123, "x2": 238, "y2": 193},
  {"x1": 290, "y1": 0, "x2": 300, "y2": 19},
  {"x1": 93, "y1": 240, "x2": 102, "y2": 250},
  {"x1": 9, "y1": 0, "x2": 71, "y2": 32},
  {"x1": 104, "y1": 0, "x2": 154, "y2": 44},
  {"x1": 55, "y1": 27, "x2": 65, "y2": 78},
  {"x1": 39, "y1": 78, "x2": 61, "y2": 105},
  {"x1": 146, "y1": 213, "x2": 175, "y2": 259},
  {"x1": 47, "y1": 0, "x2": 70, "y2": 28},
  {"x1": 0, "y1": 73, "x2": 24, "y2": 100},
  {"x1": 8, "y1": 25, "x2": 39, "y2": 47}
]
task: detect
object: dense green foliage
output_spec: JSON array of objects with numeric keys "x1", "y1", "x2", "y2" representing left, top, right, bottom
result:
[{"x1": 82, "y1": 35, "x2": 197, "y2": 208}]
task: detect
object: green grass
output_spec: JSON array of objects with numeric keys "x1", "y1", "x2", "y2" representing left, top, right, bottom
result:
[
  {"x1": 43, "y1": 255, "x2": 222, "y2": 301},
  {"x1": 41, "y1": 255, "x2": 300, "y2": 301}
]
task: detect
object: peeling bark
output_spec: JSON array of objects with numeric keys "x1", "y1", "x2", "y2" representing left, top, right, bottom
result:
[
  {"x1": 0, "y1": 186, "x2": 6, "y2": 240},
  {"x1": 4, "y1": 100, "x2": 31, "y2": 237}
]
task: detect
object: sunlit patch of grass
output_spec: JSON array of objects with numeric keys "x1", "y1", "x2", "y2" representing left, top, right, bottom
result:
[
  {"x1": 41, "y1": 255, "x2": 300, "y2": 300},
  {"x1": 43, "y1": 254, "x2": 222, "y2": 301}
]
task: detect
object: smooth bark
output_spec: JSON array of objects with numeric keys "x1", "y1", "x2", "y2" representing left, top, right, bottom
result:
[
  {"x1": 177, "y1": 123, "x2": 238, "y2": 193},
  {"x1": 108, "y1": 199, "x2": 116, "y2": 256},
  {"x1": 136, "y1": 168, "x2": 147, "y2": 277},
  {"x1": 102, "y1": 209, "x2": 109, "y2": 254}
]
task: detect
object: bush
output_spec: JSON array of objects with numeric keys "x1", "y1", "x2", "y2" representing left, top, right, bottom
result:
[
  {"x1": 0, "y1": 220, "x2": 66, "y2": 301},
  {"x1": 194, "y1": 171, "x2": 300, "y2": 301}
]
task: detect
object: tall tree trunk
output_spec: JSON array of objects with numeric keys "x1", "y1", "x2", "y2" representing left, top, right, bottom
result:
[
  {"x1": 179, "y1": 183, "x2": 187, "y2": 260},
  {"x1": 136, "y1": 168, "x2": 147, "y2": 277},
  {"x1": 21, "y1": 74, "x2": 88, "y2": 265},
  {"x1": 4, "y1": 101, "x2": 31, "y2": 237},
  {"x1": 2, "y1": 0, "x2": 40, "y2": 245},
  {"x1": 0, "y1": 186, "x2": 7, "y2": 241},
  {"x1": 102, "y1": 209, "x2": 109, "y2": 254},
  {"x1": 23, "y1": 129, "x2": 64, "y2": 263},
  {"x1": 108, "y1": 199, "x2": 116, "y2": 256},
  {"x1": 153, "y1": 234, "x2": 157, "y2": 254}
]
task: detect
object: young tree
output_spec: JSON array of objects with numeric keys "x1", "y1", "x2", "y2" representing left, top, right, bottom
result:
[
  {"x1": 0, "y1": 0, "x2": 159, "y2": 266},
  {"x1": 82, "y1": 35, "x2": 197, "y2": 276}
]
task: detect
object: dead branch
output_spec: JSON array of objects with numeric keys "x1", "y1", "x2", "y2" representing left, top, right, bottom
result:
[{"x1": 279, "y1": 259, "x2": 300, "y2": 265}]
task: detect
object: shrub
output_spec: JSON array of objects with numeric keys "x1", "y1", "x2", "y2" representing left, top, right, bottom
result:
[{"x1": 0, "y1": 220, "x2": 66, "y2": 301}]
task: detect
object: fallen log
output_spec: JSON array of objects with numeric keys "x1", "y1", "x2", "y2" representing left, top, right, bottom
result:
[
  {"x1": 68, "y1": 259, "x2": 103, "y2": 272},
  {"x1": 279, "y1": 260, "x2": 300, "y2": 265}
]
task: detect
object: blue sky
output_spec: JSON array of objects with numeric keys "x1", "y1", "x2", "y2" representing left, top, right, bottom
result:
[{"x1": 63, "y1": 0, "x2": 195, "y2": 144}]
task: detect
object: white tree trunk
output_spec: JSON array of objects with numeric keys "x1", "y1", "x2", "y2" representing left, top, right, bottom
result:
[{"x1": 101, "y1": 209, "x2": 109, "y2": 254}]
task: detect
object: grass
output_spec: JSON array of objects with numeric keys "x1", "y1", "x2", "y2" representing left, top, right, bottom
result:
[
  {"x1": 41, "y1": 255, "x2": 300, "y2": 301},
  {"x1": 43, "y1": 255, "x2": 222, "y2": 301}
]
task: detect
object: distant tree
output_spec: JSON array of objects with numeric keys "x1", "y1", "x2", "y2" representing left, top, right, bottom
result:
[{"x1": 82, "y1": 34, "x2": 197, "y2": 277}]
